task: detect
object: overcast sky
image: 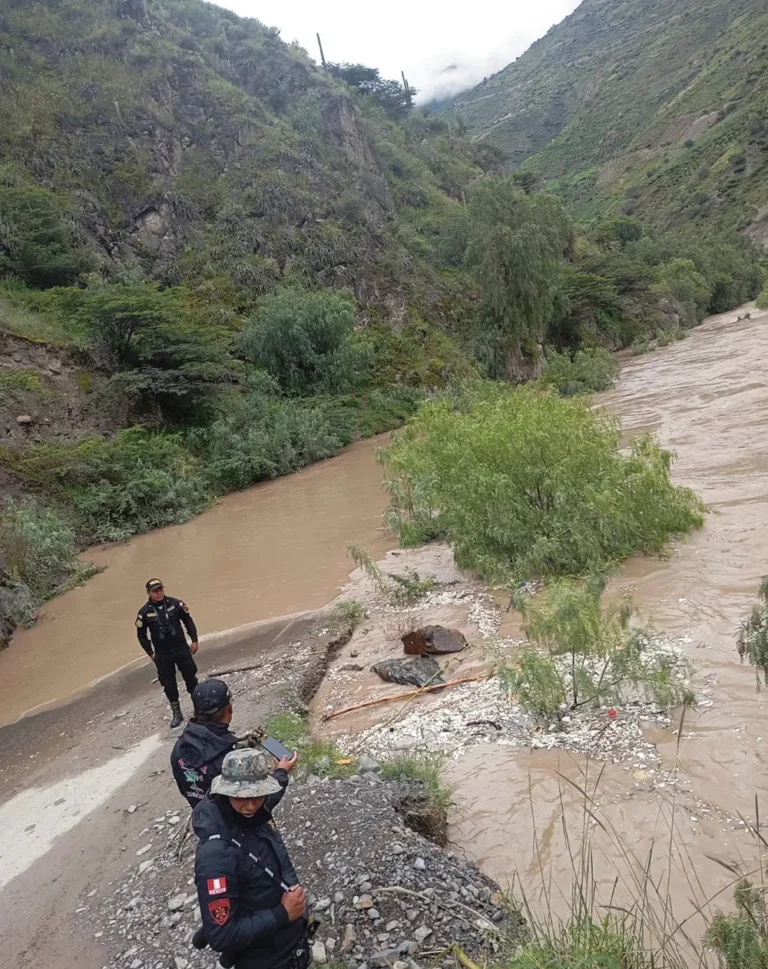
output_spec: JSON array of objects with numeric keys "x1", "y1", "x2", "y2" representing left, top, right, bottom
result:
[{"x1": 217, "y1": 1, "x2": 581, "y2": 102}]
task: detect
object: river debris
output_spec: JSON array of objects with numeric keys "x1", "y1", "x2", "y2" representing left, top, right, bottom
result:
[
  {"x1": 373, "y1": 657, "x2": 445, "y2": 688},
  {"x1": 336, "y1": 633, "x2": 699, "y2": 783},
  {"x1": 402, "y1": 626, "x2": 468, "y2": 656}
]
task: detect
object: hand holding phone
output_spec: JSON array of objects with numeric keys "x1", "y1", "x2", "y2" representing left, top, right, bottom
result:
[{"x1": 261, "y1": 735, "x2": 295, "y2": 761}]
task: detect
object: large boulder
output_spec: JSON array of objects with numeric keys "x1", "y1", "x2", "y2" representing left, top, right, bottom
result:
[
  {"x1": 401, "y1": 625, "x2": 468, "y2": 656},
  {"x1": 371, "y1": 656, "x2": 444, "y2": 688}
]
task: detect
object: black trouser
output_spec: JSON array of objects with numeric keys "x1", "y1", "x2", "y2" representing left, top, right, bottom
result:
[{"x1": 155, "y1": 647, "x2": 198, "y2": 703}]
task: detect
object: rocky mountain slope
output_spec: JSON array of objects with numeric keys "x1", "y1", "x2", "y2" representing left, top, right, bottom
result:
[
  {"x1": 452, "y1": 0, "x2": 768, "y2": 240},
  {"x1": 0, "y1": 0, "x2": 492, "y2": 320}
]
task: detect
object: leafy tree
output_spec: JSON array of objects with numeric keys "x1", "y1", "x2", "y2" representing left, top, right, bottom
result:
[
  {"x1": 381, "y1": 382, "x2": 704, "y2": 581},
  {"x1": 653, "y1": 257, "x2": 712, "y2": 322},
  {"x1": 44, "y1": 283, "x2": 234, "y2": 418},
  {"x1": 0, "y1": 186, "x2": 93, "y2": 287},
  {"x1": 465, "y1": 177, "x2": 572, "y2": 377},
  {"x1": 540, "y1": 346, "x2": 618, "y2": 396},
  {"x1": 328, "y1": 63, "x2": 415, "y2": 118},
  {"x1": 594, "y1": 217, "x2": 644, "y2": 248},
  {"x1": 548, "y1": 263, "x2": 622, "y2": 347},
  {"x1": 241, "y1": 288, "x2": 360, "y2": 394}
]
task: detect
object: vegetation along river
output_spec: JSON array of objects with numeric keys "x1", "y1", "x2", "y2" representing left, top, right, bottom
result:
[
  {"x1": 2, "y1": 302, "x2": 768, "y2": 949},
  {"x1": 446, "y1": 303, "x2": 768, "y2": 946}
]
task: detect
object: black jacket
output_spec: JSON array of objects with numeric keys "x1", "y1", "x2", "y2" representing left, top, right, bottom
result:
[
  {"x1": 136, "y1": 595, "x2": 197, "y2": 656},
  {"x1": 193, "y1": 791, "x2": 302, "y2": 967},
  {"x1": 171, "y1": 721, "x2": 239, "y2": 808}
]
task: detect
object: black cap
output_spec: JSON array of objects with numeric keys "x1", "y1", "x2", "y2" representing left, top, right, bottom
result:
[
  {"x1": 146, "y1": 578, "x2": 164, "y2": 592},
  {"x1": 193, "y1": 679, "x2": 231, "y2": 717}
]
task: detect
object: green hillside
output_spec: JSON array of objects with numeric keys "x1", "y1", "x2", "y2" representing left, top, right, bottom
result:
[{"x1": 452, "y1": 0, "x2": 768, "y2": 240}]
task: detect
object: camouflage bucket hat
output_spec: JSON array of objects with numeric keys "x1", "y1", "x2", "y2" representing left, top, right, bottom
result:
[{"x1": 211, "y1": 748, "x2": 282, "y2": 799}]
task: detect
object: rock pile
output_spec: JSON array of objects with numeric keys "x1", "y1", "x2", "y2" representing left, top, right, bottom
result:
[{"x1": 79, "y1": 777, "x2": 524, "y2": 969}]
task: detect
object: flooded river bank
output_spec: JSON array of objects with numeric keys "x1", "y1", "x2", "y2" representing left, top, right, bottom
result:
[
  {"x1": 2, "y1": 302, "x2": 767, "y2": 960},
  {"x1": 0, "y1": 437, "x2": 395, "y2": 726}
]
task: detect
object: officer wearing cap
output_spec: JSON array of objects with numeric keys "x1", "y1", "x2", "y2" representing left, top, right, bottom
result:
[
  {"x1": 136, "y1": 578, "x2": 199, "y2": 728},
  {"x1": 193, "y1": 748, "x2": 305, "y2": 969},
  {"x1": 171, "y1": 680, "x2": 239, "y2": 808}
]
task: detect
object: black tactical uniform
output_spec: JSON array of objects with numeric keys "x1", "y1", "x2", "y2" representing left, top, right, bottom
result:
[
  {"x1": 193, "y1": 780, "x2": 302, "y2": 969},
  {"x1": 172, "y1": 719, "x2": 237, "y2": 808},
  {"x1": 136, "y1": 578, "x2": 199, "y2": 726}
]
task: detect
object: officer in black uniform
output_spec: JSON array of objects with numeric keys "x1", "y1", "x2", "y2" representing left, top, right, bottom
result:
[
  {"x1": 136, "y1": 578, "x2": 199, "y2": 728},
  {"x1": 193, "y1": 748, "x2": 306, "y2": 969},
  {"x1": 171, "y1": 679, "x2": 238, "y2": 808}
]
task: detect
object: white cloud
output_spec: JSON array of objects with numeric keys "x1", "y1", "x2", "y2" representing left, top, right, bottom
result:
[{"x1": 215, "y1": 0, "x2": 581, "y2": 102}]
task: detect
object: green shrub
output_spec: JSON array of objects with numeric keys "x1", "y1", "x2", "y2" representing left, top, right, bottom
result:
[
  {"x1": 326, "y1": 599, "x2": 368, "y2": 636},
  {"x1": 262, "y1": 712, "x2": 358, "y2": 778},
  {"x1": 348, "y1": 544, "x2": 437, "y2": 606},
  {"x1": 190, "y1": 376, "x2": 345, "y2": 493},
  {"x1": 0, "y1": 497, "x2": 92, "y2": 625},
  {"x1": 241, "y1": 288, "x2": 361, "y2": 395},
  {"x1": 736, "y1": 577, "x2": 768, "y2": 685},
  {"x1": 540, "y1": 347, "x2": 618, "y2": 396},
  {"x1": 500, "y1": 578, "x2": 694, "y2": 717},
  {"x1": 705, "y1": 880, "x2": 768, "y2": 969},
  {"x1": 8, "y1": 428, "x2": 211, "y2": 542},
  {"x1": 757, "y1": 284, "x2": 768, "y2": 310},
  {"x1": 0, "y1": 369, "x2": 45, "y2": 395},
  {"x1": 379, "y1": 753, "x2": 451, "y2": 813},
  {"x1": 0, "y1": 185, "x2": 93, "y2": 287},
  {"x1": 381, "y1": 382, "x2": 705, "y2": 582}
]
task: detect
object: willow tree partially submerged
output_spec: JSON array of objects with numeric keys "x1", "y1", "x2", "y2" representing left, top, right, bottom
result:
[
  {"x1": 380, "y1": 382, "x2": 705, "y2": 584},
  {"x1": 736, "y1": 577, "x2": 768, "y2": 686}
]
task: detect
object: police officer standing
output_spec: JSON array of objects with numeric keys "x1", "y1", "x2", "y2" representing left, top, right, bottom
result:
[
  {"x1": 136, "y1": 578, "x2": 199, "y2": 728},
  {"x1": 193, "y1": 748, "x2": 307, "y2": 969}
]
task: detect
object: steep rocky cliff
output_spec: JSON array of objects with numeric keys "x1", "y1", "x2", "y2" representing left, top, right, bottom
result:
[{"x1": 0, "y1": 0, "x2": 489, "y2": 318}]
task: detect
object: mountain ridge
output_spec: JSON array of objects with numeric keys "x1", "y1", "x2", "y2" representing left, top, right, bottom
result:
[{"x1": 451, "y1": 0, "x2": 768, "y2": 241}]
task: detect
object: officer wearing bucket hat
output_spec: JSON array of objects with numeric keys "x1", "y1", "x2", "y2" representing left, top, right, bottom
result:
[
  {"x1": 193, "y1": 748, "x2": 307, "y2": 969},
  {"x1": 136, "y1": 578, "x2": 199, "y2": 728}
]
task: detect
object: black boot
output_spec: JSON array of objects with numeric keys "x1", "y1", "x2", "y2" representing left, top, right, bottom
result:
[{"x1": 169, "y1": 701, "x2": 184, "y2": 728}]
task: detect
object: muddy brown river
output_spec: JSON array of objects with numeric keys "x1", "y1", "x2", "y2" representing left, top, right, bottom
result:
[
  {"x1": 2, "y1": 303, "x2": 767, "y2": 952},
  {"x1": 0, "y1": 437, "x2": 395, "y2": 726},
  {"x1": 446, "y1": 304, "x2": 768, "y2": 950}
]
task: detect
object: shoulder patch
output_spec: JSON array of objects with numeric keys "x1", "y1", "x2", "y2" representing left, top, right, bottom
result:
[
  {"x1": 180, "y1": 600, "x2": 190, "y2": 613},
  {"x1": 209, "y1": 898, "x2": 230, "y2": 925},
  {"x1": 207, "y1": 877, "x2": 227, "y2": 895},
  {"x1": 135, "y1": 618, "x2": 143, "y2": 628}
]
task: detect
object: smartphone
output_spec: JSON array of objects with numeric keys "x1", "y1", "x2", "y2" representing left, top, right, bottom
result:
[{"x1": 261, "y1": 735, "x2": 294, "y2": 761}]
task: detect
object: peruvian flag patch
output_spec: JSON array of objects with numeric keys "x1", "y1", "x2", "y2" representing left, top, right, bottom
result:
[{"x1": 207, "y1": 877, "x2": 227, "y2": 896}]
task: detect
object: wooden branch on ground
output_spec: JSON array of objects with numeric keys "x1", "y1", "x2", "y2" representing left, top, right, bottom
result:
[
  {"x1": 321, "y1": 674, "x2": 488, "y2": 722},
  {"x1": 206, "y1": 663, "x2": 262, "y2": 677}
]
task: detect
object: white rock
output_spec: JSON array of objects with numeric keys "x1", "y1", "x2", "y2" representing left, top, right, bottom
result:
[
  {"x1": 136, "y1": 844, "x2": 153, "y2": 857},
  {"x1": 174, "y1": 958, "x2": 189, "y2": 969},
  {"x1": 168, "y1": 894, "x2": 186, "y2": 912},
  {"x1": 414, "y1": 926, "x2": 433, "y2": 943},
  {"x1": 311, "y1": 940, "x2": 327, "y2": 964},
  {"x1": 413, "y1": 857, "x2": 426, "y2": 871}
]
